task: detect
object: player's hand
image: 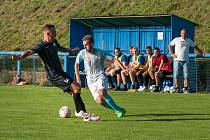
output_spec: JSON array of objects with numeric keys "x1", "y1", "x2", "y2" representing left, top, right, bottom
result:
[
  {"x1": 76, "y1": 80, "x2": 81, "y2": 86},
  {"x1": 106, "y1": 67, "x2": 111, "y2": 72},
  {"x1": 72, "y1": 48, "x2": 80, "y2": 53},
  {"x1": 123, "y1": 69, "x2": 128, "y2": 75},
  {"x1": 155, "y1": 70, "x2": 161, "y2": 75},
  {"x1": 11, "y1": 54, "x2": 21, "y2": 60},
  {"x1": 171, "y1": 54, "x2": 177, "y2": 59},
  {"x1": 136, "y1": 70, "x2": 142, "y2": 76}
]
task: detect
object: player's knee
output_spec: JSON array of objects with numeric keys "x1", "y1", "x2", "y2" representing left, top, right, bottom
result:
[
  {"x1": 155, "y1": 72, "x2": 159, "y2": 77},
  {"x1": 96, "y1": 96, "x2": 104, "y2": 105},
  {"x1": 98, "y1": 89, "x2": 107, "y2": 97},
  {"x1": 71, "y1": 81, "x2": 81, "y2": 93}
]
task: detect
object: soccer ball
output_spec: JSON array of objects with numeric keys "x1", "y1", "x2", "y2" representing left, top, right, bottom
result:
[
  {"x1": 149, "y1": 85, "x2": 156, "y2": 92},
  {"x1": 58, "y1": 106, "x2": 71, "y2": 118},
  {"x1": 169, "y1": 86, "x2": 176, "y2": 93}
]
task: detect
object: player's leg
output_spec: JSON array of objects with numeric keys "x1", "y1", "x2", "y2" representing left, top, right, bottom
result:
[
  {"x1": 183, "y1": 61, "x2": 189, "y2": 93},
  {"x1": 174, "y1": 60, "x2": 181, "y2": 92},
  {"x1": 129, "y1": 69, "x2": 136, "y2": 89},
  {"x1": 114, "y1": 69, "x2": 122, "y2": 91},
  {"x1": 71, "y1": 81, "x2": 100, "y2": 121},
  {"x1": 49, "y1": 74, "x2": 88, "y2": 119},
  {"x1": 106, "y1": 69, "x2": 115, "y2": 89},
  {"x1": 148, "y1": 68, "x2": 156, "y2": 85},
  {"x1": 143, "y1": 71, "x2": 150, "y2": 90},
  {"x1": 121, "y1": 70, "x2": 128, "y2": 91},
  {"x1": 136, "y1": 70, "x2": 144, "y2": 91},
  {"x1": 89, "y1": 78, "x2": 126, "y2": 117},
  {"x1": 70, "y1": 81, "x2": 87, "y2": 113},
  {"x1": 154, "y1": 71, "x2": 163, "y2": 92},
  {"x1": 95, "y1": 89, "x2": 126, "y2": 117}
]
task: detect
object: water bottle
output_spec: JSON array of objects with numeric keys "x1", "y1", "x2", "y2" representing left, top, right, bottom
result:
[
  {"x1": 165, "y1": 81, "x2": 169, "y2": 87},
  {"x1": 162, "y1": 81, "x2": 166, "y2": 88},
  {"x1": 168, "y1": 80, "x2": 171, "y2": 87}
]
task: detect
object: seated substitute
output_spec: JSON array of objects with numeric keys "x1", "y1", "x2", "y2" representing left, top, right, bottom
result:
[
  {"x1": 121, "y1": 47, "x2": 145, "y2": 92},
  {"x1": 136, "y1": 46, "x2": 153, "y2": 91},
  {"x1": 150, "y1": 47, "x2": 172, "y2": 92},
  {"x1": 106, "y1": 48, "x2": 127, "y2": 91}
]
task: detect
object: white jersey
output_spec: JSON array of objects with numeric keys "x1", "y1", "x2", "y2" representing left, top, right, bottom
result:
[
  {"x1": 75, "y1": 48, "x2": 113, "y2": 85},
  {"x1": 170, "y1": 37, "x2": 194, "y2": 62}
]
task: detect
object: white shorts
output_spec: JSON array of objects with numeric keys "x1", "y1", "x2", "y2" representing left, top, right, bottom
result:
[{"x1": 88, "y1": 77, "x2": 108, "y2": 101}]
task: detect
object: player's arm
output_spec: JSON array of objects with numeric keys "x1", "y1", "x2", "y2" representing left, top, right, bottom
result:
[
  {"x1": 11, "y1": 50, "x2": 33, "y2": 60},
  {"x1": 112, "y1": 58, "x2": 127, "y2": 71},
  {"x1": 168, "y1": 38, "x2": 177, "y2": 58},
  {"x1": 194, "y1": 45, "x2": 203, "y2": 54},
  {"x1": 104, "y1": 51, "x2": 127, "y2": 73},
  {"x1": 168, "y1": 44, "x2": 177, "y2": 58},
  {"x1": 74, "y1": 63, "x2": 81, "y2": 84},
  {"x1": 58, "y1": 46, "x2": 80, "y2": 53},
  {"x1": 74, "y1": 50, "x2": 84, "y2": 84},
  {"x1": 156, "y1": 59, "x2": 164, "y2": 73}
]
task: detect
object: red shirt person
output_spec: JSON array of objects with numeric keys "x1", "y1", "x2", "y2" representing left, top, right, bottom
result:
[{"x1": 152, "y1": 47, "x2": 172, "y2": 92}]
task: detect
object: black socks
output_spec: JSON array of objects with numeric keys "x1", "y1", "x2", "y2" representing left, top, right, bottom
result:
[{"x1": 72, "y1": 93, "x2": 86, "y2": 113}]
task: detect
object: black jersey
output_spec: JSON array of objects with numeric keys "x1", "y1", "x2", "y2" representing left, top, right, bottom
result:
[{"x1": 31, "y1": 40, "x2": 64, "y2": 78}]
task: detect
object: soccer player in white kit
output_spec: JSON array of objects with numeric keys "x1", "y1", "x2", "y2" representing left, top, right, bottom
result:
[{"x1": 75, "y1": 35, "x2": 126, "y2": 118}]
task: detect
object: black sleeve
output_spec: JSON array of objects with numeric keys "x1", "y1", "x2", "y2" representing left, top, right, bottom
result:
[
  {"x1": 54, "y1": 39, "x2": 61, "y2": 50},
  {"x1": 31, "y1": 42, "x2": 44, "y2": 54}
]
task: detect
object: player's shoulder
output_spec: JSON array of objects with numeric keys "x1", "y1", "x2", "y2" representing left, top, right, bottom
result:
[
  {"x1": 35, "y1": 40, "x2": 45, "y2": 47},
  {"x1": 186, "y1": 38, "x2": 193, "y2": 42},
  {"x1": 121, "y1": 53, "x2": 127, "y2": 58},
  {"x1": 173, "y1": 37, "x2": 181, "y2": 41},
  {"x1": 77, "y1": 49, "x2": 86, "y2": 56},
  {"x1": 32, "y1": 40, "x2": 46, "y2": 51}
]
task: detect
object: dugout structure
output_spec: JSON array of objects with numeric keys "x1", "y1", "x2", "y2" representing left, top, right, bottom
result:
[
  {"x1": 67, "y1": 14, "x2": 209, "y2": 92},
  {"x1": 69, "y1": 14, "x2": 196, "y2": 54}
]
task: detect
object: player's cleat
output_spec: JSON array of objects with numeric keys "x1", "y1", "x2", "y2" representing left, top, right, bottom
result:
[
  {"x1": 175, "y1": 87, "x2": 182, "y2": 93},
  {"x1": 121, "y1": 87, "x2": 128, "y2": 91},
  {"x1": 75, "y1": 111, "x2": 100, "y2": 121},
  {"x1": 83, "y1": 115, "x2": 101, "y2": 122},
  {"x1": 182, "y1": 87, "x2": 190, "y2": 94},
  {"x1": 138, "y1": 86, "x2": 146, "y2": 92},
  {"x1": 113, "y1": 86, "x2": 120, "y2": 91},
  {"x1": 75, "y1": 110, "x2": 87, "y2": 118},
  {"x1": 137, "y1": 86, "x2": 143, "y2": 92},
  {"x1": 153, "y1": 86, "x2": 160, "y2": 92},
  {"x1": 115, "y1": 108, "x2": 126, "y2": 118}
]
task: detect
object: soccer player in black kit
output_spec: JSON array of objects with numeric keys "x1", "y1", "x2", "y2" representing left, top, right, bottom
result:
[{"x1": 12, "y1": 24, "x2": 100, "y2": 121}]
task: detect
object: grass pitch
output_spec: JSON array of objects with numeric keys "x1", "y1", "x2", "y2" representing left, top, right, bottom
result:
[{"x1": 0, "y1": 85, "x2": 210, "y2": 140}]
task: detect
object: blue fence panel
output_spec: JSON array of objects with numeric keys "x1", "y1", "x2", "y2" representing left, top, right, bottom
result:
[
  {"x1": 130, "y1": 27, "x2": 139, "y2": 52},
  {"x1": 140, "y1": 27, "x2": 156, "y2": 52},
  {"x1": 117, "y1": 27, "x2": 131, "y2": 53},
  {"x1": 139, "y1": 26, "x2": 172, "y2": 54},
  {"x1": 93, "y1": 27, "x2": 115, "y2": 53}
]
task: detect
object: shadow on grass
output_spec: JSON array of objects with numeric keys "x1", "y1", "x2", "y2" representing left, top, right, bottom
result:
[
  {"x1": 102, "y1": 113, "x2": 210, "y2": 122},
  {"x1": 125, "y1": 113, "x2": 210, "y2": 117}
]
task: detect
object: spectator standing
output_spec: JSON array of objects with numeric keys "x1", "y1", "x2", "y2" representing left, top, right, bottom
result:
[{"x1": 168, "y1": 28, "x2": 203, "y2": 93}]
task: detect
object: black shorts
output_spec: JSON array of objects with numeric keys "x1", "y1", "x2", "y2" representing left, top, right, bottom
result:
[{"x1": 48, "y1": 72, "x2": 73, "y2": 93}]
